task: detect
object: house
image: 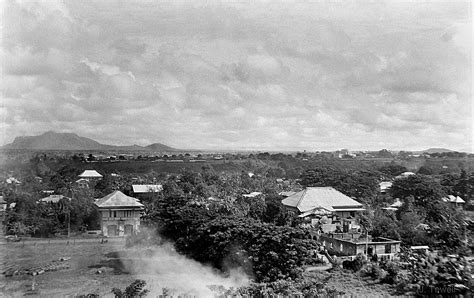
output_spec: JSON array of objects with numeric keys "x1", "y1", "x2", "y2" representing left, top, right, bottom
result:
[
  {"x1": 382, "y1": 198, "x2": 403, "y2": 211},
  {"x1": 132, "y1": 184, "x2": 163, "y2": 199},
  {"x1": 78, "y1": 170, "x2": 103, "y2": 179},
  {"x1": 94, "y1": 190, "x2": 144, "y2": 237},
  {"x1": 243, "y1": 191, "x2": 262, "y2": 198},
  {"x1": 320, "y1": 233, "x2": 401, "y2": 260},
  {"x1": 39, "y1": 195, "x2": 71, "y2": 204},
  {"x1": 282, "y1": 187, "x2": 365, "y2": 220},
  {"x1": 395, "y1": 172, "x2": 415, "y2": 179},
  {"x1": 442, "y1": 195, "x2": 465, "y2": 209},
  {"x1": 379, "y1": 181, "x2": 392, "y2": 194},
  {"x1": 75, "y1": 178, "x2": 90, "y2": 188}
]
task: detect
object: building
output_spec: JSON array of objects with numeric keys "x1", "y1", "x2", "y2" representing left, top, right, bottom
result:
[
  {"x1": 394, "y1": 172, "x2": 415, "y2": 179},
  {"x1": 282, "y1": 187, "x2": 365, "y2": 219},
  {"x1": 442, "y1": 195, "x2": 465, "y2": 209},
  {"x1": 243, "y1": 191, "x2": 262, "y2": 198},
  {"x1": 379, "y1": 181, "x2": 393, "y2": 194},
  {"x1": 39, "y1": 195, "x2": 71, "y2": 203},
  {"x1": 382, "y1": 198, "x2": 403, "y2": 211},
  {"x1": 94, "y1": 190, "x2": 144, "y2": 237},
  {"x1": 132, "y1": 184, "x2": 163, "y2": 199},
  {"x1": 78, "y1": 170, "x2": 103, "y2": 179},
  {"x1": 320, "y1": 233, "x2": 401, "y2": 260}
]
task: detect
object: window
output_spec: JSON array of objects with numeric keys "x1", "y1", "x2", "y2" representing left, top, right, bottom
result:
[
  {"x1": 385, "y1": 244, "x2": 392, "y2": 254},
  {"x1": 113, "y1": 211, "x2": 117, "y2": 218},
  {"x1": 109, "y1": 210, "x2": 112, "y2": 218}
]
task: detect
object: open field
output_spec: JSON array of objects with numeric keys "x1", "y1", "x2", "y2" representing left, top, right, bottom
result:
[
  {"x1": 0, "y1": 238, "x2": 137, "y2": 297},
  {"x1": 0, "y1": 237, "x2": 402, "y2": 297}
]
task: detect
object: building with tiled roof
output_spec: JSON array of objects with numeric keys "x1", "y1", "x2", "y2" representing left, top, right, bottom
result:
[
  {"x1": 95, "y1": 190, "x2": 144, "y2": 237},
  {"x1": 282, "y1": 187, "x2": 364, "y2": 218}
]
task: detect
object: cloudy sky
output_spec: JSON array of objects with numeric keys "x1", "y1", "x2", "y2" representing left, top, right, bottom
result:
[{"x1": 1, "y1": 0, "x2": 472, "y2": 151}]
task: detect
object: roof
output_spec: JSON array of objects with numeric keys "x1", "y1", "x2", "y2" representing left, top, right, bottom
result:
[
  {"x1": 442, "y1": 195, "x2": 465, "y2": 204},
  {"x1": 379, "y1": 181, "x2": 392, "y2": 191},
  {"x1": 40, "y1": 195, "x2": 71, "y2": 203},
  {"x1": 78, "y1": 170, "x2": 103, "y2": 178},
  {"x1": 94, "y1": 190, "x2": 144, "y2": 208},
  {"x1": 395, "y1": 172, "x2": 415, "y2": 179},
  {"x1": 243, "y1": 192, "x2": 262, "y2": 198},
  {"x1": 132, "y1": 184, "x2": 163, "y2": 193},
  {"x1": 281, "y1": 187, "x2": 363, "y2": 213},
  {"x1": 279, "y1": 191, "x2": 298, "y2": 197},
  {"x1": 390, "y1": 198, "x2": 403, "y2": 208}
]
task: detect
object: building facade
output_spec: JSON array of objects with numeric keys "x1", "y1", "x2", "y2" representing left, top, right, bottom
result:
[{"x1": 95, "y1": 190, "x2": 144, "y2": 237}]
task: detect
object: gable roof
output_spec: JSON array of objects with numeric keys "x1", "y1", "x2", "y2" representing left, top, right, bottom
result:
[
  {"x1": 281, "y1": 187, "x2": 363, "y2": 213},
  {"x1": 78, "y1": 170, "x2": 103, "y2": 178},
  {"x1": 132, "y1": 184, "x2": 163, "y2": 193},
  {"x1": 95, "y1": 190, "x2": 144, "y2": 208},
  {"x1": 442, "y1": 195, "x2": 465, "y2": 204}
]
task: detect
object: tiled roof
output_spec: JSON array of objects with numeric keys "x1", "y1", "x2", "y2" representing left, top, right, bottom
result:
[
  {"x1": 95, "y1": 190, "x2": 144, "y2": 208},
  {"x1": 281, "y1": 187, "x2": 363, "y2": 213}
]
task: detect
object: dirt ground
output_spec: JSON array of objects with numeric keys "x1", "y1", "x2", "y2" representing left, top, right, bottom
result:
[
  {"x1": 0, "y1": 238, "x2": 140, "y2": 297},
  {"x1": 0, "y1": 238, "x2": 398, "y2": 297}
]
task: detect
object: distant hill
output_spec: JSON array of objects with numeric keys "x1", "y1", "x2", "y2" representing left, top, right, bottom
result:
[
  {"x1": 2, "y1": 131, "x2": 179, "y2": 152},
  {"x1": 423, "y1": 148, "x2": 455, "y2": 154},
  {"x1": 146, "y1": 143, "x2": 177, "y2": 152}
]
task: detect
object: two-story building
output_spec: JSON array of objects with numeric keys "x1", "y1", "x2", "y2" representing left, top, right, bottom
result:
[
  {"x1": 94, "y1": 190, "x2": 144, "y2": 237},
  {"x1": 282, "y1": 187, "x2": 365, "y2": 231}
]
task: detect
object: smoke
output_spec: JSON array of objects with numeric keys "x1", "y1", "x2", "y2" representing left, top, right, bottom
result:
[{"x1": 117, "y1": 241, "x2": 249, "y2": 297}]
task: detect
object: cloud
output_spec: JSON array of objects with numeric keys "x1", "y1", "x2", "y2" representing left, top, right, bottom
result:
[{"x1": 1, "y1": 0, "x2": 471, "y2": 151}]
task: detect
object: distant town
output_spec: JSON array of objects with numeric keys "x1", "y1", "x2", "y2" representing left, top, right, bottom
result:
[{"x1": 1, "y1": 131, "x2": 473, "y2": 296}]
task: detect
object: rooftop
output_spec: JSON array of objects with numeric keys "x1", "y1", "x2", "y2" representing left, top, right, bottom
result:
[
  {"x1": 78, "y1": 170, "x2": 103, "y2": 178},
  {"x1": 40, "y1": 195, "x2": 71, "y2": 203},
  {"x1": 95, "y1": 190, "x2": 144, "y2": 208},
  {"x1": 132, "y1": 184, "x2": 163, "y2": 193},
  {"x1": 282, "y1": 187, "x2": 364, "y2": 213}
]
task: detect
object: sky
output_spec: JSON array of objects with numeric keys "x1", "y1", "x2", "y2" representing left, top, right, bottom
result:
[{"x1": 1, "y1": 0, "x2": 472, "y2": 151}]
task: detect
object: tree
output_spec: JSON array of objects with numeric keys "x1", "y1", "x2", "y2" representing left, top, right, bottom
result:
[
  {"x1": 390, "y1": 175, "x2": 444, "y2": 207},
  {"x1": 371, "y1": 209, "x2": 400, "y2": 240},
  {"x1": 112, "y1": 279, "x2": 149, "y2": 297}
]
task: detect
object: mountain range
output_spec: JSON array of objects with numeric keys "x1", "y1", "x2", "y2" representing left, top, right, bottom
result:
[{"x1": 2, "y1": 131, "x2": 179, "y2": 152}]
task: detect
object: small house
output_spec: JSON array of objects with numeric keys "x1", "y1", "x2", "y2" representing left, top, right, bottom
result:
[
  {"x1": 94, "y1": 190, "x2": 144, "y2": 237},
  {"x1": 132, "y1": 184, "x2": 163, "y2": 200},
  {"x1": 78, "y1": 170, "x2": 103, "y2": 179},
  {"x1": 442, "y1": 195, "x2": 465, "y2": 209}
]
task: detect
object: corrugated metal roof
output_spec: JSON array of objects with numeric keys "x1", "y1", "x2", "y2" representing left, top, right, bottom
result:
[
  {"x1": 281, "y1": 187, "x2": 363, "y2": 213},
  {"x1": 95, "y1": 190, "x2": 144, "y2": 208},
  {"x1": 132, "y1": 184, "x2": 163, "y2": 193},
  {"x1": 78, "y1": 170, "x2": 103, "y2": 178}
]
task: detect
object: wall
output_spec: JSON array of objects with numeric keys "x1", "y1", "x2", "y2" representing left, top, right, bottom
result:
[{"x1": 99, "y1": 208, "x2": 142, "y2": 237}]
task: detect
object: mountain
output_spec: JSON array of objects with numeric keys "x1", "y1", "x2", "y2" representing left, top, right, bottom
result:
[
  {"x1": 146, "y1": 143, "x2": 177, "y2": 152},
  {"x1": 2, "y1": 131, "x2": 179, "y2": 151},
  {"x1": 423, "y1": 148, "x2": 455, "y2": 154}
]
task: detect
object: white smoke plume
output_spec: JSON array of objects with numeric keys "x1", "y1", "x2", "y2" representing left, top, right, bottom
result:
[{"x1": 118, "y1": 241, "x2": 249, "y2": 297}]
